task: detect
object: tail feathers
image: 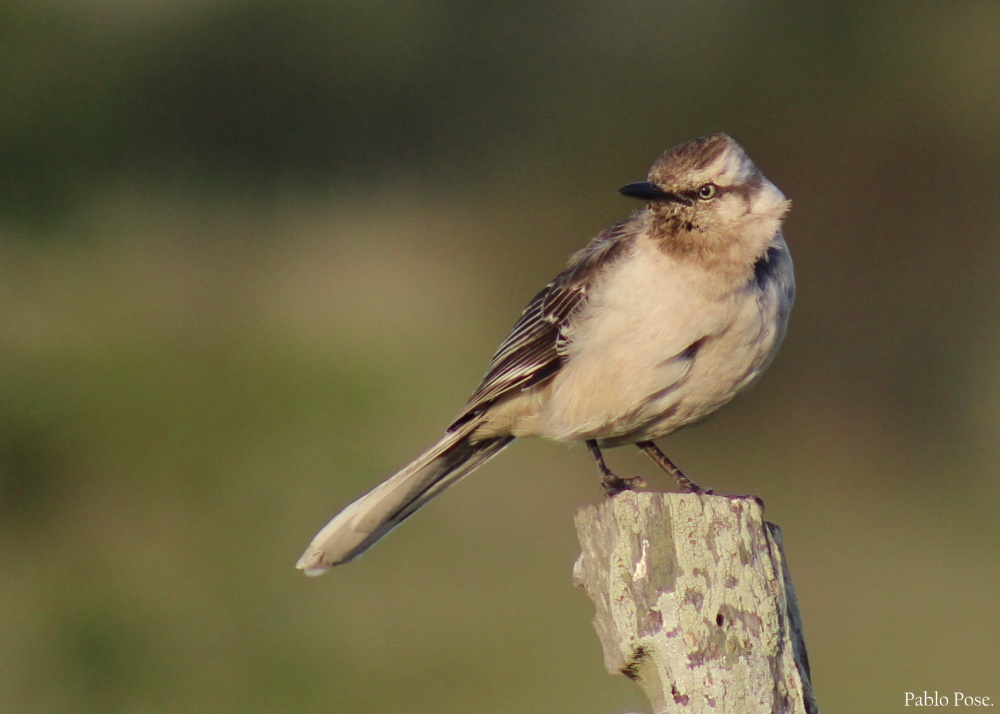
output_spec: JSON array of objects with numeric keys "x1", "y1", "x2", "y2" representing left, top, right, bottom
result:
[{"x1": 296, "y1": 423, "x2": 512, "y2": 575}]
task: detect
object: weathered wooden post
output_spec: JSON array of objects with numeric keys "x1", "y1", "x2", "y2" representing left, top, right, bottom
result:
[{"x1": 574, "y1": 491, "x2": 818, "y2": 714}]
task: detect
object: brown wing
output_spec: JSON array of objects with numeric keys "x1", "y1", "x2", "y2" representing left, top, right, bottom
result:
[{"x1": 449, "y1": 218, "x2": 636, "y2": 429}]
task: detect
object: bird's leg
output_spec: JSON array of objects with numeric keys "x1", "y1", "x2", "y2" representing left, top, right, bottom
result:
[
  {"x1": 636, "y1": 441, "x2": 705, "y2": 493},
  {"x1": 587, "y1": 440, "x2": 646, "y2": 496}
]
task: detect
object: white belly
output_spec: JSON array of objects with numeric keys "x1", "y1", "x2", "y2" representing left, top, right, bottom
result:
[{"x1": 527, "y1": 237, "x2": 788, "y2": 445}]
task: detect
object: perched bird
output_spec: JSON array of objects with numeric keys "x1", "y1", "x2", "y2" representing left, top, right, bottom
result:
[{"x1": 297, "y1": 133, "x2": 794, "y2": 575}]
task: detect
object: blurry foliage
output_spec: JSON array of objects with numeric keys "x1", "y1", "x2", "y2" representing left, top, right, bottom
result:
[{"x1": 0, "y1": 1, "x2": 999, "y2": 713}]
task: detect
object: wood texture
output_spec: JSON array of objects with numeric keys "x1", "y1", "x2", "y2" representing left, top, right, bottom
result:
[{"x1": 573, "y1": 491, "x2": 818, "y2": 713}]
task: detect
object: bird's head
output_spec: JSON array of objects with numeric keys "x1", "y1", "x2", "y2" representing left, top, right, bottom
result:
[{"x1": 620, "y1": 133, "x2": 789, "y2": 268}]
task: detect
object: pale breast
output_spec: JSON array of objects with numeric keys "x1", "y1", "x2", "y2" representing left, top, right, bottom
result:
[{"x1": 535, "y1": 236, "x2": 791, "y2": 445}]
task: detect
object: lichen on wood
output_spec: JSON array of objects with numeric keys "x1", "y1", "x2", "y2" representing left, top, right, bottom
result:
[{"x1": 574, "y1": 491, "x2": 818, "y2": 713}]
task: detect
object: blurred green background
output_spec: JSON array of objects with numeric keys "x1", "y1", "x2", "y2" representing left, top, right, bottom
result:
[{"x1": 1, "y1": 1, "x2": 998, "y2": 712}]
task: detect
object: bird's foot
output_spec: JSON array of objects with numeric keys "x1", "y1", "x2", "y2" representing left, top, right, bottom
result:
[
  {"x1": 600, "y1": 473, "x2": 647, "y2": 497},
  {"x1": 587, "y1": 439, "x2": 648, "y2": 497},
  {"x1": 679, "y1": 479, "x2": 706, "y2": 494}
]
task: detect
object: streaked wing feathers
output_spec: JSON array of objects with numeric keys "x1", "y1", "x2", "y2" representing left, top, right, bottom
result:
[{"x1": 450, "y1": 219, "x2": 635, "y2": 428}]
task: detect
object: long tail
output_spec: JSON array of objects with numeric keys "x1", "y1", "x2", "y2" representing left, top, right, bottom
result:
[{"x1": 296, "y1": 420, "x2": 513, "y2": 575}]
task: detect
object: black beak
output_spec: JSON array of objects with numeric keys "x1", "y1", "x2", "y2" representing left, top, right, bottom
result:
[{"x1": 619, "y1": 181, "x2": 691, "y2": 206}]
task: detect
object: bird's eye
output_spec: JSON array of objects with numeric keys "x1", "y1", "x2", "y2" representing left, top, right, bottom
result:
[{"x1": 697, "y1": 183, "x2": 718, "y2": 200}]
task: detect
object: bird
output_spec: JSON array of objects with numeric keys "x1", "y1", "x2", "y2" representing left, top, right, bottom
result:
[{"x1": 297, "y1": 132, "x2": 794, "y2": 575}]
